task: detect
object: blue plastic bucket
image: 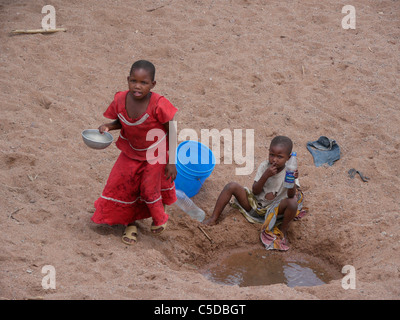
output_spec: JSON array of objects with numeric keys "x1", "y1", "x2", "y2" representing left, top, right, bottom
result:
[{"x1": 175, "y1": 140, "x2": 216, "y2": 197}]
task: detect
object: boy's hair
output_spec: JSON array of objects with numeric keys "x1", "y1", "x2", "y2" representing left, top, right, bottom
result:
[
  {"x1": 129, "y1": 60, "x2": 156, "y2": 81},
  {"x1": 270, "y1": 136, "x2": 293, "y2": 156}
]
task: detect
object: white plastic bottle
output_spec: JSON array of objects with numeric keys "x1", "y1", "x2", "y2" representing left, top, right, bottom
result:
[
  {"x1": 175, "y1": 189, "x2": 206, "y2": 222},
  {"x1": 284, "y1": 152, "x2": 298, "y2": 188}
]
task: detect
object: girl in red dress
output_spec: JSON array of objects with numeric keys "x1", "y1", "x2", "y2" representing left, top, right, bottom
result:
[{"x1": 91, "y1": 60, "x2": 178, "y2": 245}]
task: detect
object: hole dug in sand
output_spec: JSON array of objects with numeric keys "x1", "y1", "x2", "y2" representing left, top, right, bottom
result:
[
  {"x1": 201, "y1": 248, "x2": 339, "y2": 288},
  {"x1": 154, "y1": 212, "x2": 342, "y2": 290}
]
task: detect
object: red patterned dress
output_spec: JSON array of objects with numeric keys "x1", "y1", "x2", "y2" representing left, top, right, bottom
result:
[{"x1": 91, "y1": 90, "x2": 177, "y2": 226}]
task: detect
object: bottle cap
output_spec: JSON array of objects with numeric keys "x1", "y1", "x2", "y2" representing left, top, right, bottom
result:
[{"x1": 292, "y1": 151, "x2": 297, "y2": 156}]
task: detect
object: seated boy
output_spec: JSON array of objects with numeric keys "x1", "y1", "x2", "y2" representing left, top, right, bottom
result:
[{"x1": 202, "y1": 136, "x2": 305, "y2": 251}]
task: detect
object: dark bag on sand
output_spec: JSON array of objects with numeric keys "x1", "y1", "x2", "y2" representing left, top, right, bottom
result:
[{"x1": 306, "y1": 136, "x2": 340, "y2": 167}]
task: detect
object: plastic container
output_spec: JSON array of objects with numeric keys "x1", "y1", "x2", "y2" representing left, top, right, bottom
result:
[
  {"x1": 174, "y1": 140, "x2": 216, "y2": 198},
  {"x1": 284, "y1": 152, "x2": 298, "y2": 188},
  {"x1": 175, "y1": 189, "x2": 205, "y2": 222}
]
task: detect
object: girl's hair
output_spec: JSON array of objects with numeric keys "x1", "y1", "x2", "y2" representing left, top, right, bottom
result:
[
  {"x1": 129, "y1": 60, "x2": 156, "y2": 81},
  {"x1": 270, "y1": 136, "x2": 293, "y2": 155}
]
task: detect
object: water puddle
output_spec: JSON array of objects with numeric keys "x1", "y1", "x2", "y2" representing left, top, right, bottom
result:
[{"x1": 202, "y1": 248, "x2": 334, "y2": 287}]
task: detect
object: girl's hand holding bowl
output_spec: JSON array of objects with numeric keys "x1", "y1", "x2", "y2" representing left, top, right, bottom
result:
[{"x1": 82, "y1": 129, "x2": 113, "y2": 150}]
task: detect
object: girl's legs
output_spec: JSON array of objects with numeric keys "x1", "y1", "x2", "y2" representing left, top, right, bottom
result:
[{"x1": 140, "y1": 162, "x2": 169, "y2": 233}]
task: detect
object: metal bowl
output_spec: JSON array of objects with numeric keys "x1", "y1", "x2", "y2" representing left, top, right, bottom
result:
[{"x1": 82, "y1": 129, "x2": 113, "y2": 150}]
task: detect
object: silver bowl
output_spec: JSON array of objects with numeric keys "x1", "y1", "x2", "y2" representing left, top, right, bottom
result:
[{"x1": 82, "y1": 129, "x2": 113, "y2": 149}]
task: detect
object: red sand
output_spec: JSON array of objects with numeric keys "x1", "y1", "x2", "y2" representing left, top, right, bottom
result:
[{"x1": 1, "y1": 0, "x2": 399, "y2": 300}]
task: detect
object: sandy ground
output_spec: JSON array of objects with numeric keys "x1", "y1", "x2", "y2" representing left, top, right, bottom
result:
[{"x1": 1, "y1": 0, "x2": 399, "y2": 300}]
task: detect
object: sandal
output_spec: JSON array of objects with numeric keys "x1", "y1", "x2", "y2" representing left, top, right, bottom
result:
[
  {"x1": 348, "y1": 168, "x2": 370, "y2": 182},
  {"x1": 151, "y1": 222, "x2": 167, "y2": 235},
  {"x1": 122, "y1": 225, "x2": 138, "y2": 245}
]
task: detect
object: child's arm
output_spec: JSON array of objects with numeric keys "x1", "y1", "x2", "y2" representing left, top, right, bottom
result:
[
  {"x1": 252, "y1": 163, "x2": 278, "y2": 195},
  {"x1": 98, "y1": 119, "x2": 122, "y2": 133},
  {"x1": 163, "y1": 119, "x2": 177, "y2": 182}
]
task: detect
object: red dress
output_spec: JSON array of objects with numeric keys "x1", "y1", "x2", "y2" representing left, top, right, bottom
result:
[{"x1": 91, "y1": 91, "x2": 177, "y2": 226}]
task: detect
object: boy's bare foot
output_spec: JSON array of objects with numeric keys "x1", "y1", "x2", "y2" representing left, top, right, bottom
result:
[{"x1": 202, "y1": 217, "x2": 217, "y2": 226}]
